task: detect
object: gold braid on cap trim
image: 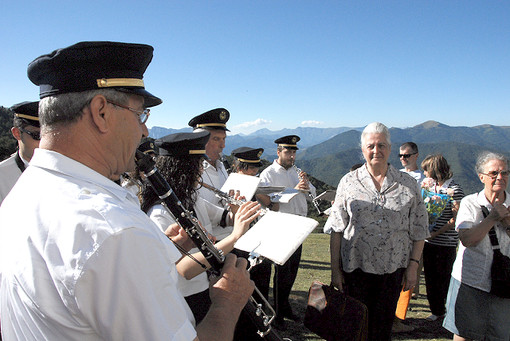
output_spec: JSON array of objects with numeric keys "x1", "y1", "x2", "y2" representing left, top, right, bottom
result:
[
  {"x1": 278, "y1": 143, "x2": 297, "y2": 148},
  {"x1": 196, "y1": 123, "x2": 226, "y2": 128},
  {"x1": 189, "y1": 150, "x2": 206, "y2": 155},
  {"x1": 15, "y1": 113, "x2": 39, "y2": 121},
  {"x1": 97, "y1": 78, "x2": 145, "y2": 88},
  {"x1": 237, "y1": 157, "x2": 260, "y2": 163}
]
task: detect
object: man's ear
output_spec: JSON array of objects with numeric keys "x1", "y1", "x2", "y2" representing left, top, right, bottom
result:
[
  {"x1": 88, "y1": 95, "x2": 110, "y2": 133},
  {"x1": 11, "y1": 127, "x2": 22, "y2": 141}
]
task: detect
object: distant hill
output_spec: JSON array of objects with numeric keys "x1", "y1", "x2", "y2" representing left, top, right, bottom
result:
[
  {"x1": 148, "y1": 125, "x2": 360, "y2": 157},
  {"x1": 298, "y1": 139, "x2": 510, "y2": 196}
]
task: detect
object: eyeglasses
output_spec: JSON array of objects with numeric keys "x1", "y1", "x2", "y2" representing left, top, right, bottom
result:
[
  {"x1": 107, "y1": 100, "x2": 150, "y2": 124},
  {"x1": 480, "y1": 170, "x2": 510, "y2": 179},
  {"x1": 399, "y1": 152, "x2": 417, "y2": 159},
  {"x1": 19, "y1": 127, "x2": 41, "y2": 141}
]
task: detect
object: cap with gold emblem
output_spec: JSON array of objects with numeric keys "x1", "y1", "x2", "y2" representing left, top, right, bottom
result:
[
  {"x1": 156, "y1": 131, "x2": 210, "y2": 157},
  {"x1": 188, "y1": 108, "x2": 230, "y2": 131},
  {"x1": 27, "y1": 41, "x2": 162, "y2": 107},
  {"x1": 274, "y1": 135, "x2": 300, "y2": 150},
  {"x1": 232, "y1": 147, "x2": 264, "y2": 167},
  {"x1": 138, "y1": 139, "x2": 158, "y2": 156},
  {"x1": 11, "y1": 101, "x2": 40, "y2": 127}
]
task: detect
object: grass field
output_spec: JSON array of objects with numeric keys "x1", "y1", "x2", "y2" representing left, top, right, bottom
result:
[{"x1": 269, "y1": 232, "x2": 453, "y2": 341}]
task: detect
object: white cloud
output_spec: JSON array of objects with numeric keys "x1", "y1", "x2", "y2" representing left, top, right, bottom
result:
[
  {"x1": 234, "y1": 118, "x2": 272, "y2": 129},
  {"x1": 301, "y1": 120, "x2": 322, "y2": 126}
]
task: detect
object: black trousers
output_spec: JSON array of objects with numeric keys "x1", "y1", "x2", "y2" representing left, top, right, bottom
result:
[
  {"x1": 232, "y1": 248, "x2": 272, "y2": 341},
  {"x1": 184, "y1": 289, "x2": 211, "y2": 325},
  {"x1": 343, "y1": 268, "x2": 405, "y2": 341},
  {"x1": 274, "y1": 244, "x2": 302, "y2": 319},
  {"x1": 423, "y1": 242, "x2": 457, "y2": 316}
]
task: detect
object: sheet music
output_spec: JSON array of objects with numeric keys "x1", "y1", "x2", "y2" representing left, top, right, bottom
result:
[
  {"x1": 255, "y1": 185, "x2": 285, "y2": 195},
  {"x1": 271, "y1": 188, "x2": 300, "y2": 203},
  {"x1": 220, "y1": 173, "x2": 260, "y2": 200},
  {"x1": 234, "y1": 211, "x2": 318, "y2": 265}
]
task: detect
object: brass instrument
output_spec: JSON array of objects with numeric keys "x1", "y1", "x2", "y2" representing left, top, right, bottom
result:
[{"x1": 199, "y1": 181, "x2": 270, "y2": 217}]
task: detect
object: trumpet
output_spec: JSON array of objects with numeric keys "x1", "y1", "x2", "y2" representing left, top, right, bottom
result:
[{"x1": 199, "y1": 181, "x2": 269, "y2": 217}]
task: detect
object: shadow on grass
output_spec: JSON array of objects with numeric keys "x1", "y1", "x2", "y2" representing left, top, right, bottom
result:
[{"x1": 271, "y1": 289, "x2": 453, "y2": 340}]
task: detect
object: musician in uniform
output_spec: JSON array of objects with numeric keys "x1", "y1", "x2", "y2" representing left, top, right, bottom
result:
[
  {"x1": 140, "y1": 132, "x2": 260, "y2": 324},
  {"x1": 230, "y1": 146, "x2": 275, "y2": 340},
  {"x1": 0, "y1": 101, "x2": 40, "y2": 205},
  {"x1": 259, "y1": 135, "x2": 316, "y2": 329},
  {"x1": 189, "y1": 108, "x2": 232, "y2": 240},
  {"x1": 0, "y1": 41, "x2": 253, "y2": 340}
]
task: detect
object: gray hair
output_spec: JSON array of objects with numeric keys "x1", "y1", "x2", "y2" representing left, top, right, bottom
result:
[
  {"x1": 39, "y1": 89, "x2": 130, "y2": 132},
  {"x1": 360, "y1": 122, "x2": 391, "y2": 147},
  {"x1": 475, "y1": 151, "x2": 509, "y2": 174}
]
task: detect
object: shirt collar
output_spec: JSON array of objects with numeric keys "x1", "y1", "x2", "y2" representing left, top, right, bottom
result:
[{"x1": 30, "y1": 149, "x2": 139, "y2": 203}]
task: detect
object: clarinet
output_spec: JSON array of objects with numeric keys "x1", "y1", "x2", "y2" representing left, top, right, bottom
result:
[{"x1": 135, "y1": 150, "x2": 285, "y2": 341}]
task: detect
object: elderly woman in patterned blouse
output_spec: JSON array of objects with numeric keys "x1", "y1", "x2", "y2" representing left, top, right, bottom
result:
[{"x1": 327, "y1": 122, "x2": 429, "y2": 341}]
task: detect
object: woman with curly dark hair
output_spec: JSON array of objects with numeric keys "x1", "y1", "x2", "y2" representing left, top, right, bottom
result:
[{"x1": 140, "y1": 131, "x2": 260, "y2": 324}]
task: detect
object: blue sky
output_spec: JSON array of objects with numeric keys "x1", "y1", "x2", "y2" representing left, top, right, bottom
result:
[{"x1": 2, "y1": 1, "x2": 509, "y2": 135}]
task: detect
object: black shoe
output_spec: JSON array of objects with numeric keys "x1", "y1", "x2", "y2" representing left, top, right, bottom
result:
[{"x1": 273, "y1": 318, "x2": 287, "y2": 331}]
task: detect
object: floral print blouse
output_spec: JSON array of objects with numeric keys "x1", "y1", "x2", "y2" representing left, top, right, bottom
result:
[{"x1": 327, "y1": 164, "x2": 429, "y2": 274}]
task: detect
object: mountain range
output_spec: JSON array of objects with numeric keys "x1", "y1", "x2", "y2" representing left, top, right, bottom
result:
[{"x1": 149, "y1": 121, "x2": 510, "y2": 195}]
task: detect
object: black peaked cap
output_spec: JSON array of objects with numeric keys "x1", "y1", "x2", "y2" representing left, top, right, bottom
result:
[
  {"x1": 27, "y1": 41, "x2": 162, "y2": 107},
  {"x1": 188, "y1": 108, "x2": 230, "y2": 131},
  {"x1": 232, "y1": 147, "x2": 264, "y2": 167},
  {"x1": 11, "y1": 101, "x2": 40, "y2": 127},
  {"x1": 274, "y1": 135, "x2": 300, "y2": 150},
  {"x1": 156, "y1": 131, "x2": 210, "y2": 157}
]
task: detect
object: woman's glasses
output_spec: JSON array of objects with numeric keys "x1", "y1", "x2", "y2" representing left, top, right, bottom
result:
[{"x1": 481, "y1": 170, "x2": 510, "y2": 179}]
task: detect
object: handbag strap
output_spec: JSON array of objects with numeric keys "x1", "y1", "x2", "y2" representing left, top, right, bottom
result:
[{"x1": 481, "y1": 205, "x2": 500, "y2": 249}]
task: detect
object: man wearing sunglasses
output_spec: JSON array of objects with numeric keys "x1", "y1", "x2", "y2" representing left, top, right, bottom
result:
[
  {"x1": 399, "y1": 141, "x2": 425, "y2": 184},
  {"x1": 0, "y1": 101, "x2": 40, "y2": 205}
]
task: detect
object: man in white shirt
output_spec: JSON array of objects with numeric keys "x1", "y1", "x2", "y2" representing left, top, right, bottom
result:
[
  {"x1": 0, "y1": 101, "x2": 40, "y2": 205},
  {"x1": 259, "y1": 135, "x2": 316, "y2": 329},
  {"x1": 399, "y1": 141, "x2": 425, "y2": 184},
  {"x1": 0, "y1": 41, "x2": 253, "y2": 341},
  {"x1": 189, "y1": 108, "x2": 232, "y2": 239}
]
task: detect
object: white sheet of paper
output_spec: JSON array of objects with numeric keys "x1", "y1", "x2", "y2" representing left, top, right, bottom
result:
[
  {"x1": 234, "y1": 211, "x2": 318, "y2": 265},
  {"x1": 271, "y1": 188, "x2": 300, "y2": 203},
  {"x1": 220, "y1": 173, "x2": 260, "y2": 201}
]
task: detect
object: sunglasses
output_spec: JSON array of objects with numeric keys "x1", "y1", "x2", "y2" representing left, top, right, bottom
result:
[
  {"x1": 398, "y1": 152, "x2": 417, "y2": 159},
  {"x1": 481, "y1": 170, "x2": 510, "y2": 179},
  {"x1": 19, "y1": 127, "x2": 41, "y2": 141}
]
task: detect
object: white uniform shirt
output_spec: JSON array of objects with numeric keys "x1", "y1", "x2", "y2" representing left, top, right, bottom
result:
[
  {"x1": 452, "y1": 190, "x2": 510, "y2": 292},
  {"x1": 0, "y1": 152, "x2": 26, "y2": 205},
  {"x1": 198, "y1": 159, "x2": 232, "y2": 239},
  {"x1": 147, "y1": 196, "x2": 224, "y2": 297},
  {"x1": 198, "y1": 159, "x2": 228, "y2": 207},
  {"x1": 259, "y1": 160, "x2": 316, "y2": 217},
  {"x1": 0, "y1": 149, "x2": 196, "y2": 340}
]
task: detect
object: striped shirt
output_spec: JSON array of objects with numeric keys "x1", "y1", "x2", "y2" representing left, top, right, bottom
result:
[{"x1": 427, "y1": 178, "x2": 465, "y2": 247}]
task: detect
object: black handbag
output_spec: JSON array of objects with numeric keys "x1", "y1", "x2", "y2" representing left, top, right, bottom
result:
[
  {"x1": 304, "y1": 280, "x2": 368, "y2": 341},
  {"x1": 481, "y1": 206, "x2": 510, "y2": 298}
]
